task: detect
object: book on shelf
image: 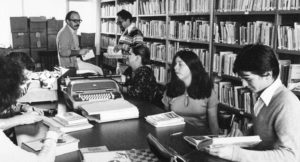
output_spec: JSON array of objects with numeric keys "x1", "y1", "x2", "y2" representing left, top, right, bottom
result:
[
  {"x1": 80, "y1": 147, "x2": 159, "y2": 162},
  {"x1": 79, "y1": 99, "x2": 139, "y2": 123},
  {"x1": 287, "y1": 64, "x2": 300, "y2": 90},
  {"x1": 184, "y1": 135, "x2": 261, "y2": 150},
  {"x1": 43, "y1": 116, "x2": 93, "y2": 133},
  {"x1": 145, "y1": 111, "x2": 185, "y2": 128},
  {"x1": 22, "y1": 134, "x2": 79, "y2": 156}
]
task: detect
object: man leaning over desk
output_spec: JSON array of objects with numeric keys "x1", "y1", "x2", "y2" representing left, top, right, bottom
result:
[{"x1": 57, "y1": 11, "x2": 103, "y2": 75}]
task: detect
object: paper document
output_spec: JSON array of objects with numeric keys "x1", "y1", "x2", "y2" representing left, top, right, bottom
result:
[{"x1": 82, "y1": 50, "x2": 95, "y2": 60}]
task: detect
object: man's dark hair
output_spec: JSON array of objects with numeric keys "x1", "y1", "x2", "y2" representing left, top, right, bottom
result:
[
  {"x1": 65, "y1": 10, "x2": 79, "y2": 21},
  {"x1": 0, "y1": 56, "x2": 25, "y2": 112},
  {"x1": 166, "y1": 50, "x2": 213, "y2": 99},
  {"x1": 117, "y1": 9, "x2": 132, "y2": 22},
  {"x1": 7, "y1": 52, "x2": 35, "y2": 71},
  {"x1": 233, "y1": 44, "x2": 280, "y2": 78},
  {"x1": 132, "y1": 44, "x2": 150, "y2": 65}
]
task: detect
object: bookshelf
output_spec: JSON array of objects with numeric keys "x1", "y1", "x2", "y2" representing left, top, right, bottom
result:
[{"x1": 98, "y1": 0, "x2": 300, "y2": 126}]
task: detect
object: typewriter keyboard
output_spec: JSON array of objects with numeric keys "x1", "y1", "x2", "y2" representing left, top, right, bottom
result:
[{"x1": 78, "y1": 92, "x2": 114, "y2": 101}]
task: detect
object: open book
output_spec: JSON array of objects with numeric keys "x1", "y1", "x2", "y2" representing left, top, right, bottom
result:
[
  {"x1": 145, "y1": 111, "x2": 185, "y2": 127},
  {"x1": 22, "y1": 134, "x2": 79, "y2": 156},
  {"x1": 184, "y1": 135, "x2": 261, "y2": 150}
]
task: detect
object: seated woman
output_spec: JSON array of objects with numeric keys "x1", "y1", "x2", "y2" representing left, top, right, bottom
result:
[
  {"x1": 0, "y1": 56, "x2": 60, "y2": 162},
  {"x1": 162, "y1": 50, "x2": 219, "y2": 134},
  {"x1": 121, "y1": 44, "x2": 160, "y2": 103}
]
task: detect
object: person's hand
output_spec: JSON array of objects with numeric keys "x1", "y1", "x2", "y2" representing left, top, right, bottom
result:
[
  {"x1": 79, "y1": 48, "x2": 90, "y2": 55},
  {"x1": 48, "y1": 126, "x2": 64, "y2": 138},
  {"x1": 18, "y1": 111, "x2": 43, "y2": 125},
  {"x1": 21, "y1": 104, "x2": 44, "y2": 116},
  {"x1": 227, "y1": 122, "x2": 243, "y2": 137},
  {"x1": 204, "y1": 145, "x2": 237, "y2": 161}
]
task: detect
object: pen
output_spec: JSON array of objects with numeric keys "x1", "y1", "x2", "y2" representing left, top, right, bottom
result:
[{"x1": 170, "y1": 132, "x2": 183, "y2": 136}]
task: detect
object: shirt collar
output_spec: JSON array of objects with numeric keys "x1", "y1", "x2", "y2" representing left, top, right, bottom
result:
[
  {"x1": 125, "y1": 23, "x2": 135, "y2": 33},
  {"x1": 67, "y1": 25, "x2": 77, "y2": 35},
  {"x1": 259, "y1": 77, "x2": 282, "y2": 106}
]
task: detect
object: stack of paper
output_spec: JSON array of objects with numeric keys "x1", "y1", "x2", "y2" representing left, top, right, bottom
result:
[
  {"x1": 79, "y1": 99, "x2": 139, "y2": 123},
  {"x1": 43, "y1": 112, "x2": 93, "y2": 133},
  {"x1": 145, "y1": 111, "x2": 185, "y2": 127},
  {"x1": 22, "y1": 134, "x2": 79, "y2": 156}
]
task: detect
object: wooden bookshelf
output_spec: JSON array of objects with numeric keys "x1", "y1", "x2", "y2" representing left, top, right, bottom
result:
[{"x1": 97, "y1": 0, "x2": 300, "y2": 119}]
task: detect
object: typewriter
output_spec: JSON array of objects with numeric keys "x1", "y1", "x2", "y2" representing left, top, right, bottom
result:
[{"x1": 62, "y1": 75, "x2": 123, "y2": 109}]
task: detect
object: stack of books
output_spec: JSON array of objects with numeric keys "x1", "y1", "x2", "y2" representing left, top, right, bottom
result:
[
  {"x1": 145, "y1": 111, "x2": 185, "y2": 128},
  {"x1": 43, "y1": 112, "x2": 93, "y2": 133},
  {"x1": 22, "y1": 134, "x2": 79, "y2": 156}
]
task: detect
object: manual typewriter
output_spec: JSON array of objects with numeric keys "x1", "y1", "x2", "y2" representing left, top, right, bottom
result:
[{"x1": 62, "y1": 75, "x2": 123, "y2": 109}]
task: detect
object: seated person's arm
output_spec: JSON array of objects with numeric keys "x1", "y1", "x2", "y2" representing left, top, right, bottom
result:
[
  {"x1": 37, "y1": 128, "x2": 61, "y2": 162},
  {"x1": 207, "y1": 91, "x2": 220, "y2": 135},
  {"x1": 0, "y1": 112, "x2": 43, "y2": 130}
]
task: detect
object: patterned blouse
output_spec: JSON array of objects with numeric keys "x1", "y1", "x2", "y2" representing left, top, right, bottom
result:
[
  {"x1": 124, "y1": 66, "x2": 158, "y2": 102},
  {"x1": 118, "y1": 23, "x2": 144, "y2": 54}
]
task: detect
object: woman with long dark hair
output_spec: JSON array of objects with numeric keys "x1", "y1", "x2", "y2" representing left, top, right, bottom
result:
[{"x1": 162, "y1": 50, "x2": 219, "y2": 134}]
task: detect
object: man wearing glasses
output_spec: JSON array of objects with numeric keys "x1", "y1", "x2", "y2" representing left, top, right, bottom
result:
[{"x1": 56, "y1": 11, "x2": 103, "y2": 75}]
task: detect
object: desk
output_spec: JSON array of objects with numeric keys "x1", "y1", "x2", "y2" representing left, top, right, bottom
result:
[{"x1": 16, "y1": 98, "x2": 230, "y2": 162}]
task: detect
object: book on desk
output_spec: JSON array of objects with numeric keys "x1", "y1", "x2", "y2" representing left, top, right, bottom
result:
[
  {"x1": 145, "y1": 111, "x2": 185, "y2": 128},
  {"x1": 22, "y1": 134, "x2": 79, "y2": 156},
  {"x1": 43, "y1": 112, "x2": 93, "y2": 133},
  {"x1": 80, "y1": 147, "x2": 159, "y2": 162}
]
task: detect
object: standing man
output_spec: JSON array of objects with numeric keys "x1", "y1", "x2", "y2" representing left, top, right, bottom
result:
[
  {"x1": 114, "y1": 9, "x2": 144, "y2": 55},
  {"x1": 206, "y1": 44, "x2": 300, "y2": 162},
  {"x1": 57, "y1": 11, "x2": 103, "y2": 75}
]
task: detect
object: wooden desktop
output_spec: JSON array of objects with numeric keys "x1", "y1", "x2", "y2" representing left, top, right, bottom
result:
[{"x1": 15, "y1": 98, "x2": 230, "y2": 162}]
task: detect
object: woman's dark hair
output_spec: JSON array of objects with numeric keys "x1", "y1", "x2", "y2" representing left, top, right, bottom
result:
[
  {"x1": 7, "y1": 52, "x2": 35, "y2": 71},
  {"x1": 233, "y1": 44, "x2": 279, "y2": 78},
  {"x1": 132, "y1": 44, "x2": 150, "y2": 65},
  {"x1": 0, "y1": 56, "x2": 25, "y2": 112},
  {"x1": 65, "y1": 10, "x2": 79, "y2": 21},
  {"x1": 166, "y1": 50, "x2": 213, "y2": 99},
  {"x1": 117, "y1": 9, "x2": 133, "y2": 22}
]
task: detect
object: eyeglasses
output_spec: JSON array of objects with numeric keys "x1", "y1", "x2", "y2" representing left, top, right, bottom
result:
[{"x1": 69, "y1": 19, "x2": 82, "y2": 23}]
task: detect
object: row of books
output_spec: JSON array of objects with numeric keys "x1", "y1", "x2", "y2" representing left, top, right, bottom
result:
[
  {"x1": 169, "y1": 20, "x2": 210, "y2": 41},
  {"x1": 217, "y1": 0, "x2": 276, "y2": 12},
  {"x1": 278, "y1": 0, "x2": 300, "y2": 10},
  {"x1": 277, "y1": 23, "x2": 300, "y2": 51},
  {"x1": 100, "y1": 36, "x2": 116, "y2": 49},
  {"x1": 101, "y1": 4, "x2": 116, "y2": 17},
  {"x1": 146, "y1": 42, "x2": 167, "y2": 62},
  {"x1": 215, "y1": 81, "x2": 255, "y2": 114},
  {"x1": 213, "y1": 51, "x2": 238, "y2": 77},
  {"x1": 214, "y1": 21, "x2": 274, "y2": 47},
  {"x1": 169, "y1": 0, "x2": 210, "y2": 13},
  {"x1": 152, "y1": 65, "x2": 167, "y2": 83},
  {"x1": 138, "y1": 20, "x2": 166, "y2": 38},
  {"x1": 118, "y1": 2, "x2": 138, "y2": 16},
  {"x1": 278, "y1": 60, "x2": 300, "y2": 90},
  {"x1": 139, "y1": 0, "x2": 166, "y2": 15},
  {"x1": 101, "y1": 20, "x2": 117, "y2": 34}
]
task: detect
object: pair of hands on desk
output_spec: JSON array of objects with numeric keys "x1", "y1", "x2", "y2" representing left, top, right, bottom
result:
[{"x1": 204, "y1": 122, "x2": 243, "y2": 161}]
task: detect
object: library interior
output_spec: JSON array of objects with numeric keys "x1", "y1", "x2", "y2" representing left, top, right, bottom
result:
[{"x1": 1, "y1": 0, "x2": 300, "y2": 162}]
